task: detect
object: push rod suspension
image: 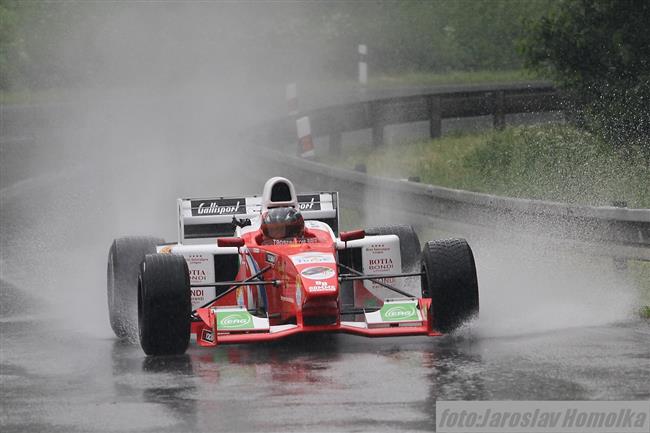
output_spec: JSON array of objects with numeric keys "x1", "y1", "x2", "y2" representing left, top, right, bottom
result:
[{"x1": 337, "y1": 263, "x2": 415, "y2": 298}]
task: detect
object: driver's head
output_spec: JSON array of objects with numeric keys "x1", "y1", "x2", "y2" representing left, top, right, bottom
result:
[{"x1": 261, "y1": 207, "x2": 304, "y2": 239}]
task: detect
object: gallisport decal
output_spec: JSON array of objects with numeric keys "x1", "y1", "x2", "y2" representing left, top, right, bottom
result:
[
  {"x1": 379, "y1": 303, "x2": 419, "y2": 322},
  {"x1": 190, "y1": 198, "x2": 247, "y2": 216},
  {"x1": 297, "y1": 194, "x2": 321, "y2": 211},
  {"x1": 289, "y1": 252, "x2": 336, "y2": 266},
  {"x1": 301, "y1": 266, "x2": 336, "y2": 280},
  {"x1": 216, "y1": 310, "x2": 254, "y2": 330}
]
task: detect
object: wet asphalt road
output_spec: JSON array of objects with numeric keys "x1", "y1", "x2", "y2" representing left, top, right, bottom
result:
[
  {"x1": 2, "y1": 92, "x2": 650, "y2": 433},
  {"x1": 2, "y1": 311, "x2": 649, "y2": 433}
]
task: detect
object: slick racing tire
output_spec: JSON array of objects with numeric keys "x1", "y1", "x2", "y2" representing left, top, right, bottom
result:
[
  {"x1": 366, "y1": 225, "x2": 421, "y2": 272},
  {"x1": 107, "y1": 236, "x2": 164, "y2": 339},
  {"x1": 421, "y1": 238, "x2": 479, "y2": 333},
  {"x1": 138, "y1": 253, "x2": 191, "y2": 356}
]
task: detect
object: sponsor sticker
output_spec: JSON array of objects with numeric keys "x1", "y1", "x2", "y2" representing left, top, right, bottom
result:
[
  {"x1": 290, "y1": 252, "x2": 336, "y2": 265},
  {"x1": 185, "y1": 254, "x2": 212, "y2": 284},
  {"x1": 189, "y1": 269, "x2": 208, "y2": 282},
  {"x1": 191, "y1": 198, "x2": 246, "y2": 216},
  {"x1": 265, "y1": 252, "x2": 277, "y2": 264},
  {"x1": 216, "y1": 310, "x2": 254, "y2": 330},
  {"x1": 246, "y1": 285, "x2": 253, "y2": 309},
  {"x1": 295, "y1": 276, "x2": 302, "y2": 305},
  {"x1": 280, "y1": 295, "x2": 295, "y2": 304},
  {"x1": 301, "y1": 266, "x2": 336, "y2": 280},
  {"x1": 201, "y1": 328, "x2": 215, "y2": 343},
  {"x1": 365, "y1": 243, "x2": 391, "y2": 255},
  {"x1": 379, "y1": 303, "x2": 419, "y2": 322},
  {"x1": 191, "y1": 288, "x2": 205, "y2": 303},
  {"x1": 307, "y1": 280, "x2": 337, "y2": 292},
  {"x1": 236, "y1": 287, "x2": 244, "y2": 306},
  {"x1": 367, "y1": 257, "x2": 394, "y2": 272},
  {"x1": 297, "y1": 194, "x2": 321, "y2": 211}
]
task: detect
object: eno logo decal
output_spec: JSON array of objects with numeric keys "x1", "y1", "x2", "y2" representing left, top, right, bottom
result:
[
  {"x1": 380, "y1": 304, "x2": 418, "y2": 322},
  {"x1": 217, "y1": 312, "x2": 253, "y2": 329}
]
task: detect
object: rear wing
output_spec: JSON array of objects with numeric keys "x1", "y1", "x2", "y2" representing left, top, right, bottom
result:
[{"x1": 178, "y1": 192, "x2": 339, "y2": 243}]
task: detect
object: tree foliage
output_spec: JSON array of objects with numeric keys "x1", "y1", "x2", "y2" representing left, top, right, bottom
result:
[
  {"x1": 520, "y1": 0, "x2": 650, "y2": 154},
  {"x1": 0, "y1": 1, "x2": 553, "y2": 92}
]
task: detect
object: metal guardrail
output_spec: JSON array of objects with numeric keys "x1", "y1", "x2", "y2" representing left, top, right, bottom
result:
[
  {"x1": 257, "y1": 83, "x2": 650, "y2": 260},
  {"x1": 267, "y1": 82, "x2": 563, "y2": 151}
]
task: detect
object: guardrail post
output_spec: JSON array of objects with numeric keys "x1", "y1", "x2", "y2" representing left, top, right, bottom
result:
[
  {"x1": 358, "y1": 44, "x2": 368, "y2": 92},
  {"x1": 428, "y1": 95, "x2": 441, "y2": 138},
  {"x1": 493, "y1": 90, "x2": 506, "y2": 130},
  {"x1": 296, "y1": 116, "x2": 315, "y2": 159}
]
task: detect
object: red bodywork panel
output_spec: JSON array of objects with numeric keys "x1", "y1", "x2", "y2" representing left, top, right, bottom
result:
[{"x1": 190, "y1": 226, "x2": 441, "y2": 346}]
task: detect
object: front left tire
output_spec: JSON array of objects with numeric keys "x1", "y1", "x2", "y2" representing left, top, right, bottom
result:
[{"x1": 138, "y1": 253, "x2": 191, "y2": 356}]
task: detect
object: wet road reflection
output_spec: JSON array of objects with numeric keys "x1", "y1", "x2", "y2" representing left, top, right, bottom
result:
[{"x1": 2, "y1": 308, "x2": 649, "y2": 433}]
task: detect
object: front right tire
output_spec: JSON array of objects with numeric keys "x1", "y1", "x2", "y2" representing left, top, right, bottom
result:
[
  {"x1": 421, "y1": 238, "x2": 479, "y2": 333},
  {"x1": 107, "y1": 236, "x2": 164, "y2": 339}
]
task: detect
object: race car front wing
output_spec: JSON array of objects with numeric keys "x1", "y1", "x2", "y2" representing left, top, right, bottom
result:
[{"x1": 192, "y1": 297, "x2": 441, "y2": 347}]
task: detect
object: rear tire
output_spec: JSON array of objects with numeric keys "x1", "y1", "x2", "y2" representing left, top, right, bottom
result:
[
  {"x1": 138, "y1": 253, "x2": 191, "y2": 356},
  {"x1": 107, "y1": 236, "x2": 164, "y2": 338},
  {"x1": 421, "y1": 238, "x2": 478, "y2": 333},
  {"x1": 366, "y1": 225, "x2": 421, "y2": 272}
]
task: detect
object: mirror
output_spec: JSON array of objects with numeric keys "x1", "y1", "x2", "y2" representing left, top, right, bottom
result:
[
  {"x1": 340, "y1": 229, "x2": 365, "y2": 242},
  {"x1": 217, "y1": 237, "x2": 245, "y2": 248}
]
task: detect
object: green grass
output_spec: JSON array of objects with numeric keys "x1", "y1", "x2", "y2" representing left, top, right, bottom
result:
[
  {"x1": 320, "y1": 124, "x2": 650, "y2": 208},
  {"x1": 0, "y1": 87, "x2": 77, "y2": 105},
  {"x1": 630, "y1": 261, "x2": 650, "y2": 319},
  {"x1": 368, "y1": 69, "x2": 544, "y2": 88}
]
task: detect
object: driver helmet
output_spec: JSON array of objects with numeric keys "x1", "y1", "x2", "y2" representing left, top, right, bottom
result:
[{"x1": 261, "y1": 207, "x2": 305, "y2": 239}]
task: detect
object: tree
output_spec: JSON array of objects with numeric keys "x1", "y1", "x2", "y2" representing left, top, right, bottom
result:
[{"x1": 520, "y1": 0, "x2": 650, "y2": 155}]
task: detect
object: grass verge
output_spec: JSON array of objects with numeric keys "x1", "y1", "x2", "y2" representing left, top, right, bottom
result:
[
  {"x1": 368, "y1": 69, "x2": 544, "y2": 88},
  {"x1": 0, "y1": 87, "x2": 79, "y2": 105},
  {"x1": 319, "y1": 124, "x2": 650, "y2": 208}
]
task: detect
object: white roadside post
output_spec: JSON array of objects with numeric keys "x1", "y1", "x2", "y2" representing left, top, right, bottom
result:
[
  {"x1": 296, "y1": 116, "x2": 315, "y2": 159},
  {"x1": 358, "y1": 44, "x2": 368, "y2": 91},
  {"x1": 286, "y1": 83, "x2": 298, "y2": 117}
]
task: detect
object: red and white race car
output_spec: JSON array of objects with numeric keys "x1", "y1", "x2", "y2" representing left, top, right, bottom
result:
[{"x1": 107, "y1": 177, "x2": 478, "y2": 356}]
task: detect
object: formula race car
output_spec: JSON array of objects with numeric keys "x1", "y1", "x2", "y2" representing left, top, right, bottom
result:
[{"x1": 107, "y1": 177, "x2": 479, "y2": 355}]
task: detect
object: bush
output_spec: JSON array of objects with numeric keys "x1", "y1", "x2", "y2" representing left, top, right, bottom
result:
[
  {"x1": 463, "y1": 125, "x2": 650, "y2": 207},
  {"x1": 520, "y1": 0, "x2": 650, "y2": 156}
]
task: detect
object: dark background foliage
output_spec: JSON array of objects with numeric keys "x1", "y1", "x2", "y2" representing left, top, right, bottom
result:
[{"x1": 520, "y1": 0, "x2": 650, "y2": 155}]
